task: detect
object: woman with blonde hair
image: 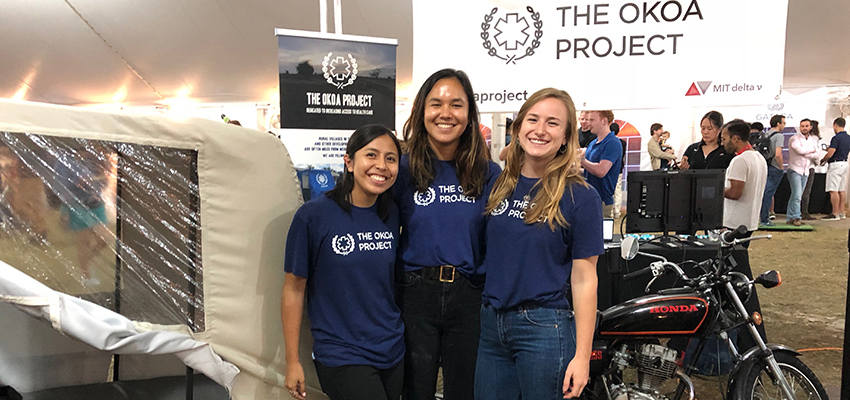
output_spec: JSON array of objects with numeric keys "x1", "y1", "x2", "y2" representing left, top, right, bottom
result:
[{"x1": 475, "y1": 88, "x2": 603, "y2": 399}]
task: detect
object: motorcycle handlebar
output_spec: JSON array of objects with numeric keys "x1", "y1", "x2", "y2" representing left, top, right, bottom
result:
[
  {"x1": 721, "y1": 225, "x2": 749, "y2": 244},
  {"x1": 623, "y1": 266, "x2": 653, "y2": 281}
]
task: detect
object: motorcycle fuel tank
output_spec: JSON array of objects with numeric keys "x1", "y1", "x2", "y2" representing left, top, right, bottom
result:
[{"x1": 598, "y1": 293, "x2": 711, "y2": 337}]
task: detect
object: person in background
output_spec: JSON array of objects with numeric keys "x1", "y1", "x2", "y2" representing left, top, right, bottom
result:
[
  {"x1": 749, "y1": 122, "x2": 765, "y2": 137},
  {"x1": 786, "y1": 119, "x2": 823, "y2": 225},
  {"x1": 610, "y1": 122, "x2": 626, "y2": 219},
  {"x1": 578, "y1": 111, "x2": 594, "y2": 148},
  {"x1": 680, "y1": 111, "x2": 731, "y2": 170},
  {"x1": 395, "y1": 68, "x2": 501, "y2": 400},
  {"x1": 282, "y1": 125, "x2": 404, "y2": 400},
  {"x1": 758, "y1": 115, "x2": 786, "y2": 226},
  {"x1": 476, "y1": 87, "x2": 601, "y2": 400},
  {"x1": 801, "y1": 120, "x2": 824, "y2": 220},
  {"x1": 55, "y1": 145, "x2": 113, "y2": 286},
  {"x1": 820, "y1": 118, "x2": 850, "y2": 221},
  {"x1": 648, "y1": 123, "x2": 676, "y2": 170},
  {"x1": 659, "y1": 130, "x2": 676, "y2": 169},
  {"x1": 581, "y1": 110, "x2": 622, "y2": 219},
  {"x1": 721, "y1": 119, "x2": 767, "y2": 243}
]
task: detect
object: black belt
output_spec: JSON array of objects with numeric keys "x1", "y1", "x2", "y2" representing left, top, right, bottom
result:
[{"x1": 414, "y1": 265, "x2": 458, "y2": 282}]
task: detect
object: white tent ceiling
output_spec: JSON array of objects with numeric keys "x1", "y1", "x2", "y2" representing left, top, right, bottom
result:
[{"x1": 0, "y1": 0, "x2": 846, "y2": 107}]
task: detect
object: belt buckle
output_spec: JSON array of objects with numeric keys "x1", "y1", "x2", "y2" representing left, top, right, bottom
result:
[{"x1": 439, "y1": 265, "x2": 455, "y2": 283}]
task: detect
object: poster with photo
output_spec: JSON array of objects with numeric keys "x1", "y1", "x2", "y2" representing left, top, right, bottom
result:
[{"x1": 275, "y1": 29, "x2": 397, "y2": 180}]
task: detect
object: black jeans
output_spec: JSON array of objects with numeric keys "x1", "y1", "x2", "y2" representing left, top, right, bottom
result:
[
  {"x1": 397, "y1": 270, "x2": 482, "y2": 400},
  {"x1": 314, "y1": 360, "x2": 403, "y2": 400}
]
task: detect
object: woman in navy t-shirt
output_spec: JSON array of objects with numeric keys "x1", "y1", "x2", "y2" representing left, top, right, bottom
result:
[
  {"x1": 395, "y1": 69, "x2": 500, "y2": 400},
  {"x1": 282, "y1": 125, "x2": 405, "y2": 400},
  {"x1": 476, "y1": 88, "x2": 604, "y2": 399}
]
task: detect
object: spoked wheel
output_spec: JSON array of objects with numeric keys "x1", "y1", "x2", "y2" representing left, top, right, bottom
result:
[{"x1": 735, "y1": 351, "x2": 828, "y2": 400}]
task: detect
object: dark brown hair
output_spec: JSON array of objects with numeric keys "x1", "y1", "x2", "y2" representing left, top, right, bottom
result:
[{"x1": 402, "y1": 69, "x2": 490, "y2": 197}]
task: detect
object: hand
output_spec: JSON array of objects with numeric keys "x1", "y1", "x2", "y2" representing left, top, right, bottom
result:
[
  {"x1": 562, "y1": 358, "x2": 590, "y2": 398},
  {"x1": 665, "y1": 148, "x2": 675, "y2": 155},
  {"x1": 679, "y1": 156, "x2": 690, "y2": 170},
  {"x1": 285, "y1": 362, "x2": 307, "y2": 399}
]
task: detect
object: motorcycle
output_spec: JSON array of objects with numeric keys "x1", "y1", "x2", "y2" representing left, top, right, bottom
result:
[{"x1": 582, "y1": 226, "x2": 828, "y2": 400}]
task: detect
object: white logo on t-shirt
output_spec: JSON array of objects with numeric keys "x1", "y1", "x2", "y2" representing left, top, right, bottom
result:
[
  {"x1": 491, "y1": 199, "x2": 509, "y2": 216},
  {"x1": 414, "y1": 187, "x2": 436, "y2": 206},
  {"x1": 331, "y1": 234, "x2": 355, "y2": 256}
]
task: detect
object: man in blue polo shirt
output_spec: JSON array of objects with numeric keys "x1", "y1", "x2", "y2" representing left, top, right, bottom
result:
[
  {"x1": 581, "y1": 110, "x2": 623, "y2": 219},
  {"x1": 820, "y1": 117, "x2": 850, "y2": 220}
]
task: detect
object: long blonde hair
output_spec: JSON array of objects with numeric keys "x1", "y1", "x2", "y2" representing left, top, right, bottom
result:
[{"x1": 485, "y1": 88, "x2": 586, "y2": 231}]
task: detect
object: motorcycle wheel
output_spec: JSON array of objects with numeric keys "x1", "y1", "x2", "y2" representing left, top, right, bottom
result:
[{"x1": 733, "y1": 351, "x2": 828, "y2": 400}]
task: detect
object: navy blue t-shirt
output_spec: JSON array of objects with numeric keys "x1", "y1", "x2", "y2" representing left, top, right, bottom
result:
[
  {"x1": 829, "y1": 131, "x2": 850, "y2": 162},
  {"x1": 394, "y1": 156, "x2": 501, "y2": 279},
  {"x1": 284, "y1": 195, "x2": 404, "y2": 368},
  {"x1": 584, "y1": 132, "x2": 623, "y2": 205},
  {"x1": 482, "y1": 176, "x2": 604, "y2": 310}
]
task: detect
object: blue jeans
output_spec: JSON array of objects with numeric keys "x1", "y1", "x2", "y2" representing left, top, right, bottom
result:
[
  {"x1": 760, "y1": 165, "x2": 784, "y2": 224},
  {"x1": 397, "y1": 270, "x2": 481, "y2": 400},
  {"x1": 474, "y1": 305, "x2": 576, "y2": 400},
  {"x1": 786, "y1": 170, "x2": 807, "y2": 220}
]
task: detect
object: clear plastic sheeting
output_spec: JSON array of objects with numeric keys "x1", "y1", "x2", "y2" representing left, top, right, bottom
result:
[{"x1": 0, "y1": 131, "x2": 204, "y2": 332}]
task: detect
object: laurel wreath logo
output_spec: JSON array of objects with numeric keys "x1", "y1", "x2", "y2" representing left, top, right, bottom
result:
[
  {"x1": 322, "y1": 52, "x2": 358, "y2": 89},
  {"x1": 316, "y1": 173, "x2": 329, "y2": 186},
  {"x1": 481, "y1": 6, "x2": 542, "y2": 64},
  {"x1": 331, "y1": 233, "x2": 355, "y2": 256},
  {"x1": 766, "y1": 103, "x2": 784, "y2": 112},
  {"x1": 413, "y1": 187, "x2": 436, "y2": 207},
  {"x1": 491, "y1": 199, "x2": 510, "y2": 216}
]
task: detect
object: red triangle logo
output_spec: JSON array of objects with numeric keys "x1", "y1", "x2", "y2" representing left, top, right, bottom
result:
[{"x1": 685, "y1": 82, "x2": 701, "y2": 96}]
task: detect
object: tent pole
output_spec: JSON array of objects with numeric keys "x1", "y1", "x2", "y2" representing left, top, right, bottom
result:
[
  {"x1": 319, "y1": 0, "x2": 328, "y2": 33},
  {"x1": 333, "y1": 0, "x2": 342, "y2": 34}
]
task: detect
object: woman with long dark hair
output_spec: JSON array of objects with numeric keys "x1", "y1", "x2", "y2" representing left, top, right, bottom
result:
[
  {"x1": 680, "y1": 111, "x2": 732, "y2": 170},
  {"x1": 476, "y1": 88, "x2": 602, "y2": 399},
  {"x1": 282, "y1": 125, "x2": 404, "y2": 400},
  {"x1": 395, "y1": 68, "x2": 500, "y2": 400}
]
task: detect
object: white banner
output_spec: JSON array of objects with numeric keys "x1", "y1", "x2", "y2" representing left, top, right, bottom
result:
[{"x1": 412, "y1": 0, "x2": 788, "y2": 111}]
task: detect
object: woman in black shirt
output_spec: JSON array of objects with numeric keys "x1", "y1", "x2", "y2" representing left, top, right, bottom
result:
[{"x1": 680, "y1": 111, "x2": 732, "y2": 170}]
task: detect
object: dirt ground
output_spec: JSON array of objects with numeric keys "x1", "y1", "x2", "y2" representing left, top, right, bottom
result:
[{"x1": 746, "y1": 215, "x2": 847, "y2": 399}]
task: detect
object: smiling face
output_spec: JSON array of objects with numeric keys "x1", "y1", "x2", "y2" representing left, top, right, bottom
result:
[
  {"x1": 344, "y1": 134, "x2": 399, "y2": 207},
  {"x1": 518, "y1": 97, "x2": 568, "y2": 166},
  {"x1": 700, "y1": 118, "x2": 719, "y2": 144},
  {"x1": 586, "y1": 111, "x2": 610, "y2": 136},
  {"x1": 423, "y1": 77, "x2": 469, "y2": 159}
]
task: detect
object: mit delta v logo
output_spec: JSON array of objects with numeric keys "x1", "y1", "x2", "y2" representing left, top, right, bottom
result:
[
  {"x1": 481, "y1": 6, "x2": 543, "y2": 64},
  {"x1": 686, "y1": 81, "x2": 764, "y2": 96},
  {"x1": 322, "y1": 52, "x2": 358, "y2": 89}
]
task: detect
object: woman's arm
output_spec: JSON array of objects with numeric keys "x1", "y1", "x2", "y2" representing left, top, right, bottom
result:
[
  {"x1": 563, "y1": 256, "x2": 599, "y2": 398},
  {"x1": 282, "y1": 273, "x2": 309, "y2": 399}
]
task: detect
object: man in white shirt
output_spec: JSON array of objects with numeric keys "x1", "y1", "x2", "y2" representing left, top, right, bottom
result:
[{"x1": 721, "y1": 119, "x2": 768, "y2": 245}]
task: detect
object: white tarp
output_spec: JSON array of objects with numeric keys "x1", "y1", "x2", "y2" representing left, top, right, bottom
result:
[
  {"x1": 0, "y1": 259, "x2": 239, "y2": 390},
  {"x1": 0, "y1": 99, "x2": 320, "y2": 399},
  {"x1": 412, "y1": 0, "x2": 789, "y2": 112}
]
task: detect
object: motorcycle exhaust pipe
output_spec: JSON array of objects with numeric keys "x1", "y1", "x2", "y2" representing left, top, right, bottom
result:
[{"x1": 674, "y1": 369, "x2": 695, "y2": 400}]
